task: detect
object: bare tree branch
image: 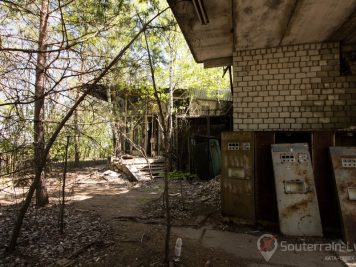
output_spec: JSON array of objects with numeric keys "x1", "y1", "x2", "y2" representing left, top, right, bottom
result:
[{"x1": 6, "y1": 6, "x2": 169, "y2": 251}]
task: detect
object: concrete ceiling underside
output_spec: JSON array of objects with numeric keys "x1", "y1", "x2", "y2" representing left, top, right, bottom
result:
[{"x1": 168, "y1": 0, "x2": 356, "y2": 67}]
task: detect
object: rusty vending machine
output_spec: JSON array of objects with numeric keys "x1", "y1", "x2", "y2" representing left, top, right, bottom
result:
[
  {"x1": 329, "y1": 147, "x2": 356, "y2": 245},
  {"x1": 221, "y1": 132, "x2": 255, "y2": 223},
  {"x1": 271, "y1": 143, "x2": 323, "y2": 236}
]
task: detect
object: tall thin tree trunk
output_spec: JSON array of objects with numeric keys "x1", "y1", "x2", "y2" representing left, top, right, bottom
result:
[
  {"x1": 124, "y1": 91, "x2": 128, "y2": 153},
  {"x1": 142, "y1": 25, "x2": 171, "y2": 265},
  {"x1": 107, "y1": 87, "x2": 121, "y2": 157},
  {"x1": 34, "y1": 0, "x2": 50, "y2": 207},
  {"x1": 165, "y1": 43, "x2": 174, "y2": 263},
  {"x1": 112, "y1": 92, "x2": 123, "y2": 157},
  {"x1": 168, "y1": 45, "x2": 174, "y2": 171},
  {"x1": 163, "y1": 138, "x2": 171, "y2": 263},
  {"x1": 143, "y1": 97, "x2": 148, "y2": 152},
  {"x1": 6, "y1": 7, "x2": 168, "y2": 252},
  {"x1": 74, "y1": 103, "x2": 80, "y2": 163},
  {"x1": 74, "y1": 62, "x2": 82, "y2": 164}
]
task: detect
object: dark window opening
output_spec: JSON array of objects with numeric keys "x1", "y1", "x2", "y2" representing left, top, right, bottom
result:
[
  {"x1": 336, "y1": 131, "x2": 356, "y2": 146},
  {"x1": 275, "y1": 131, "x2": 312, "y2": 147}
]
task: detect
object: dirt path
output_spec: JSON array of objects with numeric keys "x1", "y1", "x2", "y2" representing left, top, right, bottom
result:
[
  {"x1": 71, "y1": 175, "x2": 240, "y2": 266},
  {"x1": 69, "y1": 167, "x2": 346, "y2": 267},
  {"x1": 1, "y1": 165, "x2": 352, "y2": 266}
]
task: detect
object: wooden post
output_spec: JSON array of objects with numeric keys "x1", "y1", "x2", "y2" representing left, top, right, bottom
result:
[
  {"x1": 130, "y1": 118, "x2": 133, "y2": 154},
  {"x1": 143, "y1": 98, "x2": 148, "y2": 152},
  {"x1": 151, "y1": 116, "x2": 155, "y2": 156},
  {"x1": 60, "y1": 135, "x2": 70, "y2": 234},
  {"x1": 124, "y1": 91, "x2": 128, "y2": 153},
  {"x1": 157, "y1": 116, "x2": 161, "y2": 156}
]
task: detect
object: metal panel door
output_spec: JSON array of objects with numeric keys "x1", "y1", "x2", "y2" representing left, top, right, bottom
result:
[
  {"x1": 221, "y1": 132, "x2": 255, "y2": 223},
  {"x1": 271, "y1": 143, "x2": 322, "y2": 236},
  {"x1": 329, "y1": 147, "x2": 356, "y2": 244}
]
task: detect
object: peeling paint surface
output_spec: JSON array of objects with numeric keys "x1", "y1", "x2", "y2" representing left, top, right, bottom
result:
[
  {"x1": 329, "y1": 147, "x2": 356, "y2": 245},
  {"x1": 169, "y1": 0, "x2": 356, "y2": 66},
  {"x1": 221, "y1": 132, "x2": 255, "y2": 223},
  {"x1": 271, "y1": 143, "x2": 323, "y2": 236}
]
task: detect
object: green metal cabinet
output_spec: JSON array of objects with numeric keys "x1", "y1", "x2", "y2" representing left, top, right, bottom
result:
[{"x1": 190, "y1": 136, "x2": 221, "y2": 180}]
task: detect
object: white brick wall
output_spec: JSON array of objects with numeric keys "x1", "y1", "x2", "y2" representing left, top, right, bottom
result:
[{"x1": 233, "y1": 42, "x2": 356, "y2": 131}]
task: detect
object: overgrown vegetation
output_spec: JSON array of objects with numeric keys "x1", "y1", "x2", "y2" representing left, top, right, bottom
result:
[
  {"x1": 168, "y1": 171, "x2": 198, "y2": 181},
  {"x1": 0, "y1": 0, "x2": 228, "y2": 263}
]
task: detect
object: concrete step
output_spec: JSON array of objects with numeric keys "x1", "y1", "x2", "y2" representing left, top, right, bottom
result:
[
  {"x1": 111, "y1": 156, "x2": 166, "y2": 182},
  {"x1": 124, "y1": 163, "x2": 164, "y2": 169},
  {"x1": 120, "y1": 158, "x2": 164, "y2": 165},
  {"x1": 140, "y1": 170, "x2": 164, "y2": 175},
  {"x1": 141, "y1": 168, "x2": 164, "y2": 171}
]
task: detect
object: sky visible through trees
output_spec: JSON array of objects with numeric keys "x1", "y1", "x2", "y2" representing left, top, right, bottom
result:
[
  {"x1": 0, "y1": 0, "x2": 229, "y2": 162},
  {"x1": 0, "y1": 0, "x2": 230, "y2": 260}
]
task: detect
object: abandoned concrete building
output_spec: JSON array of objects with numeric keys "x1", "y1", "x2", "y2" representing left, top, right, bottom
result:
[{"x1": 169, "y1": 0, "x2": 356, "y2": 244}]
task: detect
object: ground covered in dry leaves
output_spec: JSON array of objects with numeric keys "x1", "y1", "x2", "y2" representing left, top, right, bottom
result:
[
  {"x1": 1, "y1": 164, "x2": 347, "y2": 267},
  {"x1": 142, "y1": 177, "x2": 222, "y2": 227},
  {"x1": 0, "y1": 165, "x2": 241, "y2": 266},
  {"x1": 0, "y1": 205, "x2": 113, "y2": 266}
]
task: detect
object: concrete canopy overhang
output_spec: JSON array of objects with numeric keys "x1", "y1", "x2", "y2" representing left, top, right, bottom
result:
[{"x1": 168, "y1": 0, "x2": 356, "y2": 68}]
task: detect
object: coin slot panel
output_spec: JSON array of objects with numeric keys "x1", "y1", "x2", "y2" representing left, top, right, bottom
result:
[
  {"x1": 298, "y1": 153, "x2": 308, "y2": 163},
  {"x1": 342, "y1": 158, "x2": 356, "y2": 168},
  {"x1": 280, "y1": 153, "x2": 296, "y2": 163},
  {"x1": 228, "y1": 143, "x2": 239, "y2": 151},
  {"x1": 348, "y1": 187, "x2": 356, "y2": 201},
  {"x1": 284, "y1": 180, "x2": 307, "y2": 194}
]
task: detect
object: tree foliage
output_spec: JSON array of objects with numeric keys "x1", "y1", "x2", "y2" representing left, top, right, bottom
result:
[
  {"x1": 0, "y1": 0, "x2": 230, "y2": 173},
  {"x1": 0, "y1": 0, "x2": 229, "y2": 256}
]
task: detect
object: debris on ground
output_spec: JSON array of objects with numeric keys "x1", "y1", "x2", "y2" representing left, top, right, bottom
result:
[
  {"x1": 1, "y1": 165, "x2": 340, "y2": 266},
  {"x1": 0, "y1": 167, "x2": 266, "y2": 266},
  {"x1": 74, "y1": 168, "x2": 131, "y2": 185},
  {"x1": 142, "y1": 176, "x2": 222, "y2": 226},
  {"x1": 0, "y1": 204, "x2": 114, "y2": 267},
  {"x1": 103, "y1": 169, "x2": 121, "y2": 178},
  {"x1": 197, "y1": 175, "x2": 221, "y2": 208},
  {"x1": 0, "y1": 166, "x2": 126, "y2": 267}
]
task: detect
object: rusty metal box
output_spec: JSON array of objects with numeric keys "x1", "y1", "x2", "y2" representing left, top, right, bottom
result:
[
  {"x1": 271, "y1": 143, "x2": 323, "y2": 236},
  {"x1": 221, "y1": 132, "x2": 255, "y2": 223},
  {"x1": 329, "y1": 147, "x2": 356, "y2": 244}
]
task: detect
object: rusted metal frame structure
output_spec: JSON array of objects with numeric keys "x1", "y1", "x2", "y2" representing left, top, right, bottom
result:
[{"x1": 221, "y1": 130, "x2": 355, "y2": 237}]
